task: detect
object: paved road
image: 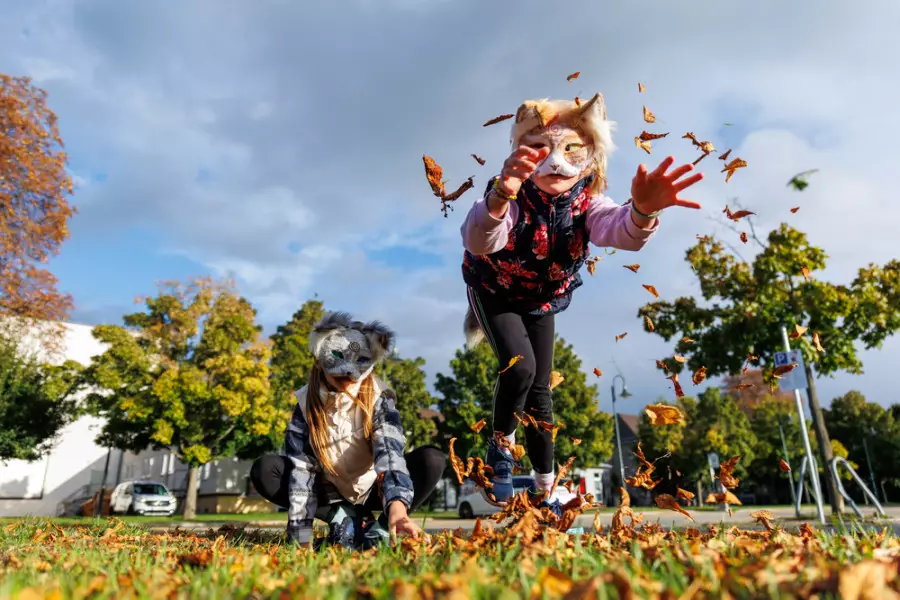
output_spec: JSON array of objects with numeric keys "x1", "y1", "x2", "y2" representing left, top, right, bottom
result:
[{"x1": 148, "y1": 505, "x2": 900, "y2": 535}]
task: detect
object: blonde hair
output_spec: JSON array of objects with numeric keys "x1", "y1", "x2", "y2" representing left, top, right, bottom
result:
[
  {"x1": 305, "y1": 362, "x2": 376, "y2": 476},
  {"x1": 509, "y1": 92, "x2": 615, "y2": 196}
]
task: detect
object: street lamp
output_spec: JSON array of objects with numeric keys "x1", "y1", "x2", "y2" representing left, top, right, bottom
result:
[{"x1": 611, "y1": 374, "x2": 632, "y2": 490}]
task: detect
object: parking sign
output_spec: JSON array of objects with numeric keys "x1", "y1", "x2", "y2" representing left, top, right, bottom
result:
[
  {"x1": 773, "y1": 350, "x2": 809, "y2": 391},
  {"x1": 707, "y1": 452, "x2": 719, "y2": 470}
]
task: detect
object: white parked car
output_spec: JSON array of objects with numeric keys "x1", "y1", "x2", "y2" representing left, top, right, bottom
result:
[
  {"x1": 110, "y1": 481, "x2": 177, "y2": 517},
  {"x1": 456, "y1": 476, "x2": 577, "y2": 518}
]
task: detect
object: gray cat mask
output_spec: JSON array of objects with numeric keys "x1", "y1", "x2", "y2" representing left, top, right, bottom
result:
[{"x1": 308, "y1": 312, "x2": 396, "y2": 382}]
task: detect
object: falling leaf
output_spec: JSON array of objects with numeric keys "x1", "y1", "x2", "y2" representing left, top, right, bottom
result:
[
  {"x1": 682, "y1": 336, "x2": 695, "y2": 343},
  {"x1": 573, "y1": 96, "x2": 581, "y2": 107},
  {"x1": 790, "y1": 206, "x2": 800, "y2": 213},
  {"x1": 510, "y1": 445, "x2": 526, "y2": 461},
  {"x1": 730, "y1": 383, "x2": 753, "y2": 391},
  {"x1": 772, "y1": 363, "x2": 798, "y2": 378},
  {"x1": 644, "y1": 315, "x2": 654, "y2": 332},
  {"x1": 655, "y1": 493, "x2": 695, "y2": 522},
  {"x1": 801, "y1": 266, "x2": 811, "y2": 281},
  {"x1": 696, "y1": 234, "x2": 711, "y2": 242},
  {"x1": 634, "y1": 136, "x2": 652, "y2": 154},
  {"x1": 605, "y1": 248, "x2": 618, "y2": 255},
  {"x1": 441, "y1": 177, "x2": 475, "y2": 203},
  {"x1": 717, "y1": 456, "x2": 741, "y2": 489},
  {"x1": 812, "y1": 332, "x2": 825, "y2": 353},
  {"x1": 644, "y1": 403, "x2": 686, "y2": 426},
  {"x1": 623, "y1": 264, "x2": 641, "y2": 273},
  {"x1": 471, "y1": 419, "x2": 487, "y2": 433},
  {"x1": 592, "y1": 367, "x2": 603, "y2": 378},
  {"x1": 677, "y1": 488, "x2": 695, "y2": 501},
  {"x1": 740, "y1": 231, "x2": 748, "y2": 244},
  {"x1": 691, "y1": 366, "x2": 707, "y2": 385},
  {"x1": 642, "y1": 284, "x2": 659, "y2": 298},
  {"x1": 639, "y1": 131, "x2": 669, "y2": 141},
  {"x1": 719, "y1": 149, "x2": 732, "y2": 161},
  {"x1": 500, "y1": 355, "x2": 524, "y2": 374},
  {"x1": 707, "y1": 490, "x2": 742, "y2": 506},
  {"x1": 721, "y1": 158, "x2": 748, "y2": 183},
  {"x1": 723, "y1": 205, "x2": 756, "y2": 221},
  {"x1": 585, "y1": 256, "x2": 601, "y2": 276},
  {"x1": 655, "y1": 360, "x2": 670, "y2": 373},
  {"x1": 750, "y1": 510, "x2": 775, "y2": 531},
  {"x1": 422, "y1": 155, "x2": 445, "y2": 197},
  {"x1": 789, "y1": 324, "x2": 808, "y2": 339},
  {"x1": 787, "y1": 169, "x2": 818, "y2": 191},
  {"x1": 779, "y1": 459, "x2": 791, "y2": 472},
  {"x1": 615, "y1": 332, "x2": 628, "y2": 342},
  {"x1": 549, "y1": 371, "x2": 565, "y2": 391},
  {"x1": 448, "y1": 438, "x2": 470, "y2": 484},
  {"x1": 673, "y1": 355, "x2": 687, "y2": 364},
  {"x1": 483, "y1": 113, "x2": 515, "y2": 127},
  {"x1": 471, "y1": 154, "x2": 486, "y2": 166},
  {"x1": 566, "y1": 71, "x2": 580, "y2": 82},
  {"x1": 666, "y1": 373, "x2": 685, "y2": 398},
  {"x1": 571, "y1": 438, "x2": 582, "y2": 446},
  {"x1": 643, "y1": 106, "x2": 656, "y2": 123},
  {"x1": 638, "y1": 82, "x2": 646, "y2": 93}
]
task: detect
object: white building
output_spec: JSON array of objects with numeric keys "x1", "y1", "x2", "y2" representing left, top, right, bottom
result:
[{"x1": 0, "y1": 322, "x2": 271, "y2": 517}]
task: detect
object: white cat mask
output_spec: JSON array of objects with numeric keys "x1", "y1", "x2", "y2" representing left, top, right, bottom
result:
[{"x1": 308, "y1": 312, "x2": 395, "y2": 382}]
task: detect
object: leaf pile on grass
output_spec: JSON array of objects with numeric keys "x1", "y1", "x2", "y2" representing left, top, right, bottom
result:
[{"x1": 2, "y1": 518, "x2": 900, "y2": 599}]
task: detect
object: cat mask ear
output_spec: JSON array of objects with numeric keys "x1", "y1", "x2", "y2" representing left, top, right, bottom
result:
[{"x1": 360, "y1": 320, "x2": 396, "y2": 364}]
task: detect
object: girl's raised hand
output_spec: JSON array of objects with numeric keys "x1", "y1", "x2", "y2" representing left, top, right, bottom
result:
[
  {"x1": 630, "y1": 156, "x2": 704, "y2": 215},
  {"x1": 498, "y1": 145, "x2": 551, "y2": 197}
]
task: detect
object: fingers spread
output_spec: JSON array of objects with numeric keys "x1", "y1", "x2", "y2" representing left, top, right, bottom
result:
[
  {"x1": 673, "y1": 198, "x2": 702, "y2": 209},
  {"x1": 664, "y1": 163, "x2": 695, "y2": 182},
  {"x1": 649, "y1": 156, "x2": 676, "y2": 178},
  {"x1": 672, "y1": 172, "x2": 704, "y2": 192},
  {"x1": 634, "y1": 164, "x2": 648, "y2": 186}
]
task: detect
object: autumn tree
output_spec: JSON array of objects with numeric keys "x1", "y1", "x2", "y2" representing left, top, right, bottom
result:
[
  {"x1": 0, "y1": 332, "x2": 82, "y2": 461},
  {"x1": 0, "y1": 75, "x2": 74, "y2": 334},
  {"x1": 377, "y1": 355, "x2": 440, "y2": 450},
  {"x1": 436, "y1": 336, "x2": 614, "y2": 479},
  {"x1": 82, "y1": 278, "x2": 275, "y2": 518},
  {"x1": 640, "y1": 219, "x2": 900, "y2": 514}
]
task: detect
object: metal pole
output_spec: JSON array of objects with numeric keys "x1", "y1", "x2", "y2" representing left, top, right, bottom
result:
[
  {"x1": 94, "y1": 448, "x2": 112, "y2": 518},
  {"x1": 781, "y1": 326, "x2": 826, "y2": 525},
  {"x1": 611, "y1": 383, "x2": 625, "y2": 489},
  {"x1": 778, "y1": 417, "x2": 797, "y2": 507},
  {"x1": 862, "y1": 436, "x2": 878, "y2": 502}
]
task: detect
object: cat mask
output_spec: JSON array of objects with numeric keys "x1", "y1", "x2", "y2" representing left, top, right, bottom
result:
[
  {"x1": 510, "y1": 92, "x2": 616, "y2": 189},
  {"x1": 308, "y1": 312, "x2": 396, "y2": 382}
]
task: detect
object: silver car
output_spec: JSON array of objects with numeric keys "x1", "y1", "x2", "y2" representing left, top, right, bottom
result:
[{"x1": 110, "y1": 481, "x2": 177, "y2": 517}]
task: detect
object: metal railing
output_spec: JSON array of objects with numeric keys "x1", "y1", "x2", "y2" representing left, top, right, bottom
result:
[{"x1": 829, "y1": 456, "x2": 886, "y2": 519}]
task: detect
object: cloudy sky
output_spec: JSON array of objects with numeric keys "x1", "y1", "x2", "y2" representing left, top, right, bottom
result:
[{"x1": 3, "y1": 0, "x2": 898, "y2": 416}]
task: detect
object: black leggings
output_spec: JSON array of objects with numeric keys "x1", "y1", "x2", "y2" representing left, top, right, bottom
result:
[
  {"x1": 467, "y1": 287, "x2": 555, "y2": 474},
  {"x1": 250, "y1": 445, "x2": 446, "y2": 514}
]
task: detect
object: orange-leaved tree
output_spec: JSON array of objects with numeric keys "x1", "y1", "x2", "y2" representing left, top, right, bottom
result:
[{"x1": 0, "y1": 74, "x2": 74, "y2": 334}]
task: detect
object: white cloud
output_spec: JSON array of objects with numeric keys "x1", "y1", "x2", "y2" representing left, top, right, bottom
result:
[{"x1": 2, "y1": 0, "x2": 898, "y2": 414}]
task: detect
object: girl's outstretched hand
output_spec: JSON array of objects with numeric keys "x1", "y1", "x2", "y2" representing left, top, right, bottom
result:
[{"x1": 630, "y1": 156, "x2": 704, "y2": 216}]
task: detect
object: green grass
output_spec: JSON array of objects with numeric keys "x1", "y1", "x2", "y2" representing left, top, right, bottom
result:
[{"x1": 1, "y1": 516, "x2": 896, "y2": 598}]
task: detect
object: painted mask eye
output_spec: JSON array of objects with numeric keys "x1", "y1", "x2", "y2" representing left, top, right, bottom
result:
[
  {"x1": 331, "y1": 350, "x2": 344, "y2": 359},
  {"x1": 565, "y1": 143, "x2": 584, "y2": 152},
  {"x1": 357, "y1": 356, "x2": 371, "y2": 365}
]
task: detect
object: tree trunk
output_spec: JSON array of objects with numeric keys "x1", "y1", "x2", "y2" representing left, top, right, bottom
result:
[
  {"x1": 804, "y1": 361, "x2": 844, "y2": 515},
  {"x1": 696, "y1": 480, "x2": 703, "y2": 507},
  {"x1": 183, "y1": 466, "x2": 200, "y2": 520}
]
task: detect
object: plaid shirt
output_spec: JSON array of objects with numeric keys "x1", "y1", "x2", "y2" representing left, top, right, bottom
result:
[{"x1": 284, "y1": 377, "x2": 414, "y2": 544}]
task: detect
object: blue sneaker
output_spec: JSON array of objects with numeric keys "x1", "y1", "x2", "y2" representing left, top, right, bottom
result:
[
  {"x1": 359, "y1": 513, "x2": 391, "y2": 550},
  {"x1": 315, "y1": 503, "x2": 359, "y2": 551},
  {"x1": 484, "y1": 438, "x2": 514, "y2": 504}
]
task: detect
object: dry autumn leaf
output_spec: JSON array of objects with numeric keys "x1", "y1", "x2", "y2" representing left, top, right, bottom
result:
[
  {"x1": 471, "y1": 419, "x2": 487, "y2": 433},
  {"x1": 585, "y1": 256, "x2": 601, "y2": 276},
  {"x1": 643, "y1": 106, "x2": 656, "y2": 123},
  {"x1": 574, "y1": 96, "x2": 581, "y2": 107},
  {"x1": 672, "y1": 355, "x2": 687, "y2": 363},
  {"x1": 812, "y1": 332, "x2": 825, "y2": 353},
  {"x1": 723, "y1": 205, "x2": 756, "y2": 221},
  {"x1": 790, "y1": 206, "x2": 801, "y2": 213},
  {"x1": 730, "y1": 383, "x2": 753, "y2": 391},
  {"x1": 634, "y1": 136, "x2": 652, "y2": 154},
  {"x1": 801, "y1": 266, "x2": 811, "y2": 281},
  {"x1": 718, "y1": 456, "x2": 741, "y2": 489},
  {"x1": 642, "y1": 284, "x2": 659, "y2": 298},
  {"x1": 682, "y1": 336, "x2": 695, "y2": 343},
  {"x1": 779, "y1": 459, "x2": 791, "y2": 472},
  {"x1": 423, "y1": 155, "x2": 445, "y2": 197},
  {"x1": 644, "y1": 315, "x2": 654, "y2": 332},
  {"x1": 639, "y1": 131, "x2": 669, "y2": 141},
  {"x1": 666, "y1": 373, "x2": 685, "y2": 398},
  {"x1": 592, "y1": 367, "x2": 603, "y2": 377},
  {"x1": 772, "y1": 363, "x2": 798, "y2": 378},
  {"x1": 696, "y1": 234, "x2": 711, "y2": 242},
  {"x1": 656, "y1": 359, "x2": 670, "y2": 373},
  {"x1": 719, "y1": 148, "x2": 732, "y2": 161},
  {"x1": 615, "y1": 332, "x2": 628, "y2": 342},
  {"x1": 721, "y1": 157, "x2": 748, "y2": 183},
  {"x1": 500, "y1": 355, "x2": 524, "y2": 374},
  {"x1": 655, "y1": 493, "x2": 695, "y2": 522},
  {"x1": 740, "y1": 231, "x2": 748, "y2": 244},
  {"x1": 471, "y1": 154, "x2": 486, "y2": 166},
  {"x1": 566, "y1": 71, "x2": 580, "y2": 82},
  {"x1": 510, "y1": 444, "x2": 526, "y2": 461},
  {"x1": 623, "y1": 264, "x2": 640, "y2": 273},
  {"x1": 644, "y1": 403, "x2": 686, "y2": 426},
  {"x1": 483, "y1": 113, "x2": 514, "y2": 127},
  {"x1": 789, "y1": 324, "x2": 808, "y2": 339},
  {"x1": 571, "y1": 438, "x2": 582, "y2": 446},
  {"x1": 692, "y1": 366, "x2": 707, "y2": 385},
  {"x1": 638, "y1": 82, "x2": 645, "y2": 92},
  {"x1": 549, "y1": 370, "x2": 565, "y2": 390},
  {"x1": 677, "y1": 488, "x2": 695, "y2": 501}
]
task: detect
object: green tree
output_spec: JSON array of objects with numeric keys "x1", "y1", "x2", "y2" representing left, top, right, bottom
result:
[
  {"x1": 746, "y1": 397, "x2": 803, "y2": 503},
  {"x1": 82, "y1": 278, "x2": 274, "y2": 519},
  {"x1": 436, "y1": 336, "x2": 614, "y2": 477},
  {"x1": 378, "y1": 356, "x2": 440, "y2": 450},
  {"x1": 0, "y1": 333, "x2": 82, "y2": 461},
  {"x1": 640, "y1": 220, "x2": 900, "y2": 514}
]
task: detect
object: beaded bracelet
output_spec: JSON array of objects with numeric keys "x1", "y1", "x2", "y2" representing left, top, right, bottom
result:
[
  {"x1": 631, "y1": 201, "x2": 662, "y2": 220},
  {"x1": 492, "y1": 178, "x2": 517, "y2": 201}
]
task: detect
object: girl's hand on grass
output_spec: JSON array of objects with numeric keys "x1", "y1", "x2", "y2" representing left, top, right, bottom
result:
[{"x1": 387, "y1": 501, "x2": 423, "y2": 539}]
